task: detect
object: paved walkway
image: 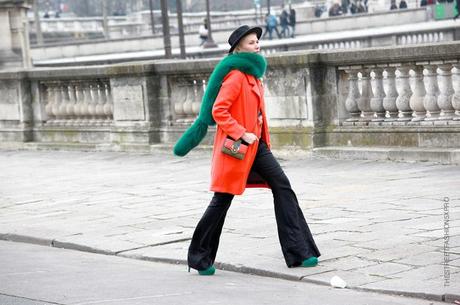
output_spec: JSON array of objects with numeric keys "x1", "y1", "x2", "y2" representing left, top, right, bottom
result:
[{"x1": 0, "y1": 150, "x2": 459, "y2": 302}]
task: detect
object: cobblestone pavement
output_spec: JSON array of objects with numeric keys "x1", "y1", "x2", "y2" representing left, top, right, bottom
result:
[{"x1": 0, "y1": 150, "x2": 459, "y2": 302}]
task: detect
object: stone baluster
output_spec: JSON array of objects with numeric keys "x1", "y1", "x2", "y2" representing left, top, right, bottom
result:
[
  {"x1": 182, "y1": 80, "x2": 194, "y2": 121},
  {"x1": 437, "y1": 64, "x2": 455, "y2": 120},
  {"x1": 423, "y1": 64, "x2": 440, "y2": 121},
  {"x1": 399, "y1": 36, "x2": 406, "y2": 45},
  {"x1": 73, "y1": 82, "x2": 83, "y2": 124},
  {"x1": 51, "y1": 83, "x2": 62, "y2": 124},
  {"x1": 383, "y1": 67, "x2": 399, "y2": 122},
  {"x1": 87, "y1": 83, "x2": 97, "y2": 125},
  {"x1": 370, "y1": 68, "x2": 386, "y2": 122},
  {"x1": 58, "y1": 84, "x2": 70, "y2": 125},
  {"x1": 358, "y1": 69, "x2": 374, "y2": 123},
  {"x1": 56, "y1": 84, "x2": 66, "y2": 123},
  {"x1": 66, "y1": 83, "x2": 77, "y2": 125},
  {"x1": 344, "y1": 69, "x2": 361, "y2": 123},
  {"x1": 91, "y1": 82, "x2": 100, "y2": 125},
  {"x1": 44, "y1": 83, "x2": 54, "y2": 123},
  {"x1": 78, "y1": 82, "x2": 89, "y2": 125},
  {"x1": 452, "y1": 63, "x2": 460, "y2": 121},
  {"x1": 95, "y1": 82, "x2": 106, "y2": 126},
  {"x1": 173, "y1": 85, "x2": 185, "y2": 119},
  {"x1": 191, "y1": 79, "x2": 203, "y2": 115},
  {"x1": 409, "y1": 65, "x2": 427, "y2": 122},
  {"x1": 395, "y1": 66, "x2": 413, "y2": 122},
  {"x1": 80, "y1": 83, "x2": 92, "y2": 125},
  {"x1": 103, "y1": 82, "x2": 113, "y2": 123}
]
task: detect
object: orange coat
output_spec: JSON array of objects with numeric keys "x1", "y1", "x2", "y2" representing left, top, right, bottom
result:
[{"x1": 210, "y1": 69, "x2": 271, "y2": 195}]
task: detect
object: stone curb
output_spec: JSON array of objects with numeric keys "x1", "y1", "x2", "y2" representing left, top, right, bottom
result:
[
  {"x1": 313, "y1": 146, "x2": 460, "y2": 165},
  {"x1": 1, "y1": 233, "x2": 457, "y2": 303},
  {"x1": 3, "y1": 142, "x2": 460, "y2": 165}
]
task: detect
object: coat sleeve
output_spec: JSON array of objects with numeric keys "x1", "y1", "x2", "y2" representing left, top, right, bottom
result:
[{"x1": 212, "y1": 70, "x2": 246, "y2": 140}]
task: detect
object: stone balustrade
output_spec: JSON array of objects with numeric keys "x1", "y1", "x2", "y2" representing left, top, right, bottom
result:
[
  {"x1": 341, "y1": 62, "x2": 460, "y2": 126},
  {"x1": 1, "y1": 42, "x2": 460, "y2": 163},
  {"x1": 40, "y1": 79, "x2": 113, "y2": 127},
  {"x1": 38, "y1": 19, "x2": 103, "y2": 33},
  {"x1": 397, "y1": 31, "x2": 448, "y2": 45}
]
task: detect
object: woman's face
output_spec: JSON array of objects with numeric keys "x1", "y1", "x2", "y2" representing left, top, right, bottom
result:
[{"x1": 235, "y1": 33, "x2": 260, "y2": 53}]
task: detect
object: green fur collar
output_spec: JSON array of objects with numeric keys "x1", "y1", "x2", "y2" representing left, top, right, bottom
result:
[{"x1": 173, "y1": 52, "x2": 267, "y2": 157}]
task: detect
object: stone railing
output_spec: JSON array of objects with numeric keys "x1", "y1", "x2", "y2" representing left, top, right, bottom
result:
[
  {"x1": 340, "y1": 63, "x2": 460, "y2": 126},
  {"x1": 319, "y1": 43, "x2": 460, "y2": 152},
  {"x1": 30, "y1": 16, "x2": 147, "y2": 42},
  {"x1": 1, "y1": 42, "x2": 460, "y2": 162},
  {"x1": 40, "y1": 79, "x2": 113, "y2": 127},
  {"x1": 396, "y1": 31, "x2": 448, "y2": 45}
]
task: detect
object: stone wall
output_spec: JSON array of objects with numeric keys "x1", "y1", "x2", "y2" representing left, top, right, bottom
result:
[{"x1": 1, "y1": 42, "x2": 459, "y2": 162}]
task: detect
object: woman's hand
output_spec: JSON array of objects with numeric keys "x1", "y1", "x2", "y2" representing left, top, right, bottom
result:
[{"x1": 241, "y1": 132, "x2": 258, "y2": 144}]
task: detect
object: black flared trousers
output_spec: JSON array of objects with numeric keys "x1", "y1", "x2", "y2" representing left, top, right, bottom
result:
[{"x1": 187, "y1": 141, "x2": 321, "y2": 271}]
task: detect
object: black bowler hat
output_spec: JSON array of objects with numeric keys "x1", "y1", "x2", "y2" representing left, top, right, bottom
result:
[{"x1": 228, "y1": 25, "x2": 262, "y2": 53}]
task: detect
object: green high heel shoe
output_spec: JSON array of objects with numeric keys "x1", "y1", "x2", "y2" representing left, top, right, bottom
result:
[
  {"x1": 301, "y1": 257, "x2": 318, "y2": 267},
  {"x1": 198, "y1": 265, "x2": 216, "y2": 275}
]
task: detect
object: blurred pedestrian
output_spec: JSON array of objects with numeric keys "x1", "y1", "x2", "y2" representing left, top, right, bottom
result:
[
  {"x1": 349, "y1": 0, "x2": 358, "y2": 13},
  {"x1": 329, "y1": 2, "x2": 343, "y2": 16},
  {"x1": 262, "y1": 13, "x2": 280, "y2": 40},
  {"x1": 198, "y1": 19, "x2": 208, "y2": 46},
  {"x1": 279, "y1": 6, "x2": 290, "y2": 38},
  {"x1": 399, "y1": 0, "x2": 408, "y2": 8},
  {"x1": 390, "y1": 0, "x2": 398, "y2": 9},
  {"x1": 342, "y1": 0, "x2": 350, "y2": 14},
  {"x1": 357, "y1": 0, "x2": 366, "y2": 13},
  {"x1": 174, "y1": 25, "x2": 321, "y2": 276},
  {"x1": 289, "y1": 8, "x2": 296, "y2": 38}
]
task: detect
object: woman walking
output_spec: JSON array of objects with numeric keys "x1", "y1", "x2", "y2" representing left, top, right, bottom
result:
[{"x1": 173, "y1": 25, "x2": 321, "y2": 276}]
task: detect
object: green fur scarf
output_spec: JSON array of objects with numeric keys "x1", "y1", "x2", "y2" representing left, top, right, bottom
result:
[{"x1": 173, "y1": 52, "x2": 267, "y2": 156}]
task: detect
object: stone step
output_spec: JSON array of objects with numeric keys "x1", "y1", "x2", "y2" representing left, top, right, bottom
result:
[{"x1": 312, "y1": 146, "x2": 460, "y2": 165}]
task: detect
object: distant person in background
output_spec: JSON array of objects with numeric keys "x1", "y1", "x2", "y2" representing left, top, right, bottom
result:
[
  {"x1": 399, "y1": 0, "x2": 408, "y2": 8},
  {"x1": 279, "y1": 6, "x2": 290, "y2": 38},
  {"x1": 349, "y1": 0, "x2": 358, "y2": 14},
  {"x1": 341, "y1": 0, "x2": 350, "y2": 14},
  {"x1": 289, "y1": 8, "x2": 296, "y2": 38},
  {"x1": 314, "y1": 4, "x2": 326, "y2": 17},
  {"x1": 262, "y1": 13, "x2": 280, "y2": 40},
  {"x1": 329, "y1": 2, "x2": 343, "y2": 16},
  {"x1": 357, "y1": 0, "x2": 366, "y2": 13},
  {"x1": 390, "y1": 0, "x2": 398, "y2": 9},
  {"x1": 199, "y1": 19, "x2": 208, "y2": 46}
]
